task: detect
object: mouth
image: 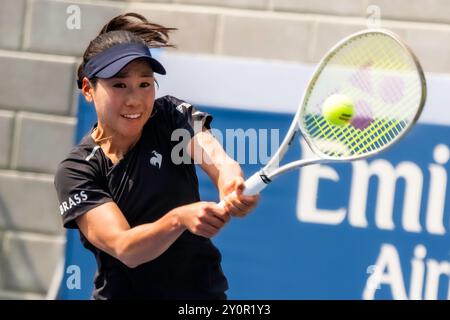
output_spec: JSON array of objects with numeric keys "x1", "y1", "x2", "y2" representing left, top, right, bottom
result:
[{"x1": 121, "y1": 113, "x2": 142, "y2": 120}]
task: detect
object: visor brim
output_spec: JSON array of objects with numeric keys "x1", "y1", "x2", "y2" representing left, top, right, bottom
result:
[{"x1": 95, "y1": 55, "x2": 166, "y2": 79}]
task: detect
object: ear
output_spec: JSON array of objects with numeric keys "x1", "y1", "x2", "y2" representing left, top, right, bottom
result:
[{"x1": 81, "y1": 77, "x2": 94, "y2": 103}]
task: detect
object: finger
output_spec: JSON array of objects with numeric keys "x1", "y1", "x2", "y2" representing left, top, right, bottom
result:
[
  {"x1": 227, "y1": 192, "x2": 252, "y2": 211},
  {"x1": 224, "y1": 199, "x2": 248, "y2": 217},
  {"x1": 212, "y1": 210, "x2": 231, "y2": 223},
  {"x1": 226, "y1": 193, "x2": 259, "y2": 217},
  {"x1": 204, "y1": 215, "x2": 227, "y2": 229},
  {"x1": 196, "y1": 223, "x2": 219, "y2": 238},
  {"x1": 222, "y1": 212, "x2": 231, "y2": 223},
  {"x1": 235, "y1": 179, "x2": 245, "y2": 195},
  {"x1": 202, "y1": 204, "x2": 230, "y2": 225},
  {"x1": 223, "y1": 193, "x2": 243, "y2": 210},
  {"x1": 208, "y1": 203, "x2": 230, "y2": 221},
  {"x1": 228, "y1": 199, "x2": 247, "y2": 213},
  {"x1": 237, "y1": 194, "x2": 260, "y2": 207}
]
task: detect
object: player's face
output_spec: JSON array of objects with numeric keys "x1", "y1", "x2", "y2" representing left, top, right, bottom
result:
[{"x1": 90, "y1": 58, "x2": 156, "y2": 139}]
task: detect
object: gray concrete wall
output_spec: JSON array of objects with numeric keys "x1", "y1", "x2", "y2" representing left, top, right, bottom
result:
[{"x1": 0, "y1": 0, "x2": 449, "y2": 299}]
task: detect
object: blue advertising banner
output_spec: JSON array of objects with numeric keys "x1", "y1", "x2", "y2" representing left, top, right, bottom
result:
[{"x1": 200, "y1": 109, "x2": 450, "y2": 300}]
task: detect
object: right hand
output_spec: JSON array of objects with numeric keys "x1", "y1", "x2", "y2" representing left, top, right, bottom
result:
[
  {"x1": 220, "y1": 176, "x2": 260, "y2": 218},
  {"x1": 175, "y1": 201, "x2": 230, "y2": 238}
]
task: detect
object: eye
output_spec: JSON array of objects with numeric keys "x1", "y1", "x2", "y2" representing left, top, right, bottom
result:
[
  {"x1": 140, "y1": 82, "x2": 151, "y2": 88},
  {"x1": 113, "y1": 83, "x2": 126, "y2": 88}
]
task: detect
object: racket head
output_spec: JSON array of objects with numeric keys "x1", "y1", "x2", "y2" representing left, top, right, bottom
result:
[{"x1": 298, "y1": 29, "x2": 426, "y2": 161}]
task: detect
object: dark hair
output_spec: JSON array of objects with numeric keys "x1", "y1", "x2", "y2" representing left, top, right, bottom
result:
[{"x1": 77, "y1": 12, "x2": 176, "y2": 87}]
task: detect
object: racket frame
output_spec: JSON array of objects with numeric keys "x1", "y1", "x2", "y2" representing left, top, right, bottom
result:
[{"x1": 242, "y1": 29, "x2": 427, "y2": 196}]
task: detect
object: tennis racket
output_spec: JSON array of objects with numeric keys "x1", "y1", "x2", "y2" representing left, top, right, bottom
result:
[{"x1": 220, "y1": 29, "x2": 426, "y2": 202}]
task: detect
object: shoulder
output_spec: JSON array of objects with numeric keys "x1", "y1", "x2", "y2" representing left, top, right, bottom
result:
[
  {"x1": 54, "y1": 135, "x2": 102, "y2": 186},
  {"x1": 151, "y1": 95, "x2": 213, "y2": 133},
  {"x1": 149, "y1": 95, "x2": 195, "y2": 129},
  {"x1": 154, "y1": 95, "x2": 193, "y2": 115}
]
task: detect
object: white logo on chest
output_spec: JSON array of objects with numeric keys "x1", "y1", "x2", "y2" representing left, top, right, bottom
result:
[{"x1": 150, "y1": 150, "x2": 162, "y2": 169}]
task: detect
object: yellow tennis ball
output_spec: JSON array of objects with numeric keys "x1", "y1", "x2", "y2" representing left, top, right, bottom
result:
[{"x1": 322, "y1": 94, "x2": 355, "y2": 126}]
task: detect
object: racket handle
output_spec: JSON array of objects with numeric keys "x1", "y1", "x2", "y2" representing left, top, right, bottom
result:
[
  {"x1": 243, "y1": 171, "x2": 269, "y2": 195},
  {"x1": 217, "y1": 172, "x2": 269, "y2": 208}
]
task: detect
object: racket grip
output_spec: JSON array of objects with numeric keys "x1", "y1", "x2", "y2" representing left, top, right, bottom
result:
[
  {"x1": 242, "y1": 172, "x2": 269, "y2": 195},
  {"x1": 217, "y1": 172, "x2": 268, "y2": 208}
]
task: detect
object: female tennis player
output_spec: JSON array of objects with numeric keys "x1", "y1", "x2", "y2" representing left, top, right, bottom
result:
[{"x1": 54, "y1": 12, "x2": 259, "y2": 299}]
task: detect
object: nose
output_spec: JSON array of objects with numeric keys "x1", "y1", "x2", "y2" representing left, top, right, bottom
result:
[{"x1": 123, "y1": 89, "x2": 142, "y2": 108}]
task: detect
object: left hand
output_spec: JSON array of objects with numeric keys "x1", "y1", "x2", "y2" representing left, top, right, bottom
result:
[{"x1": 221, "y1": 176, "x2": 260, "y2": 218}]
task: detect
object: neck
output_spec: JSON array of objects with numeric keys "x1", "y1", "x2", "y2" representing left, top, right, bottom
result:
[{"x1": 91, "y1": 124, "x2": 141, "y2": 163}]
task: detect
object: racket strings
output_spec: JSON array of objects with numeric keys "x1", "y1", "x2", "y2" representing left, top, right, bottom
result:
[{"x1": 301, "y1": 31, "x2": 423, "y2": 158}]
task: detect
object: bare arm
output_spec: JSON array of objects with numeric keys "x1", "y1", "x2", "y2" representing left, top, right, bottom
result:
[
  {"x1": 76, "y1": 200, "x2": 229, "y2": 268},
  {"x1": 187, "y1": 129, "x2": 242, "y2": 199},
  {"x1": 188, "y1": 129, "x2": 259, "y2": 217}
]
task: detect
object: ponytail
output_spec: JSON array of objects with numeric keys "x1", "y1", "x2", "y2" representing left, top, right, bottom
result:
[{"x1": 77, "y1": 12, "x2": 176, "y2": 87}]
